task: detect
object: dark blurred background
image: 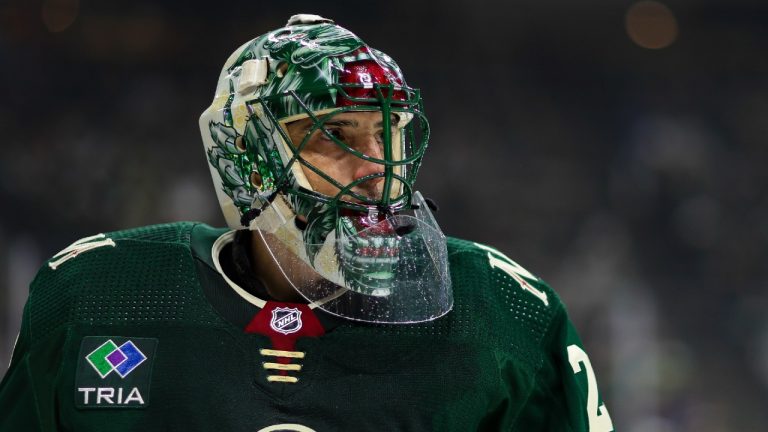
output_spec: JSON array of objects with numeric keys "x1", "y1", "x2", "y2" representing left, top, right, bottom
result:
[{"x1": 2, "y1": 0, "x2": 767, "y2": 430}]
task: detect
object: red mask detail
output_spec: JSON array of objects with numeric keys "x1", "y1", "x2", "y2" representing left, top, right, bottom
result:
[{"x1": 337, "y1": 49, "x2": 406, "y2": 106}]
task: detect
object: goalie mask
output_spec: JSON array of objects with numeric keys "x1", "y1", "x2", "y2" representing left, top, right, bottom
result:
[{"x1": 199, "y1": 14, "x2": 452, "y2": 324}]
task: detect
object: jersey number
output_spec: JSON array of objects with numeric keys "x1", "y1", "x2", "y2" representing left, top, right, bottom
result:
[{"x1": 567, "y1": 345, "x2": 614, "y2": 431}]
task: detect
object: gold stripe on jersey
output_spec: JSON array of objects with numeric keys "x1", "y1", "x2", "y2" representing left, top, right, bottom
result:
[
  {"x1": 260, "y1": 349, "x2": 305, "y2": 359},
  {"x1": 267, "y1": 375, "x2": 299, "y2": 383},
  {"x1": 263, "y1": 362, "x2": 302, "y2": 371}
]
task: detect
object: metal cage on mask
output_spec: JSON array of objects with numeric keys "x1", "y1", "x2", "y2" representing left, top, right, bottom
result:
[
  {"x1": 244, "y1": 81, "x2": 428, "y2": 217},
  {"x1": 235, "y1": 83, "x2": 450, "y2": 324}
]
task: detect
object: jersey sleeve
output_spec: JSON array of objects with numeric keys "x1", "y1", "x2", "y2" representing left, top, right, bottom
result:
[
  {"x1": 0, "y1": 303, "x2": 44, "y2": 431},
  {"x1": 513, "y1": 305, "x2": 615, "y2": 432},
  {"x1": 0, "y1": 267, "x2": 70, "y2": 431}
]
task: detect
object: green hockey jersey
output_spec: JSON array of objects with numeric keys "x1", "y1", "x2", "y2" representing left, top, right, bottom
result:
[{"x1": 0, "y1": 222, "x2": 613, "y2": 431}]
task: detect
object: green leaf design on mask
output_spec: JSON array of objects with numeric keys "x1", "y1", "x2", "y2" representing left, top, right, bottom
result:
[
  {"x1": 227, "y1": 23, "x2": 365, "y2": 120},
  {"x1": 249, "y1": 24, "x2": 363, "y2": 68},
  {"x1": 291, "y1": 194, "x2": 336, "y2": 262},
  {"x1": 286, "y1": 26, "x2": 363, "y2": 67},
  {"x1": 243, "y1": 110, "x2": 282, "y2": 191},
  {"x1": 206, "y1": 121, "x2": 255, "y2": 212}
]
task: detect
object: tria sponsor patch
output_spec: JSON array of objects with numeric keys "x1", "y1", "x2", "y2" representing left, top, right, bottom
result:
[{"x1": 75, "y1": 337, "x2": 157, "y2": 409}]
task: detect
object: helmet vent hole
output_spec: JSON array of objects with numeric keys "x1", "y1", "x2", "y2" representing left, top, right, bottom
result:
[
  {"x1": 276, "y1": 62, "x2": 289, "y2": 78},
  {"x1": 250, "y1": 171, "x2": 263, "y2": 188},
  {"x1": 235, "y1": 136, "x2": 247, "y2": 152},
  {"x1": 294, "y1": 215, "x2": 308, "y2": 231}
]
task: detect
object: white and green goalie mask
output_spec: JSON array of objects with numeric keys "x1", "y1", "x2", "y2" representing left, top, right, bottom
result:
[{"x1": 199, "y1": 14, "x2": 452, "y2": 324}]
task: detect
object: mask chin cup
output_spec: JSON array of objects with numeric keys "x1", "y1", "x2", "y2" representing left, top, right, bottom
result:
[{"x1": 253, "y1": 192, "x2": 453, "y2": 324}]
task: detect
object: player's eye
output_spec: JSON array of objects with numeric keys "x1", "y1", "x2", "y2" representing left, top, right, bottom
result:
[
  {"x1": 375, "y1": 124, "x2": 398, "y2": 143},
  {"x1": 321, "y1": 128, "x2": 344, "y2": 142}
]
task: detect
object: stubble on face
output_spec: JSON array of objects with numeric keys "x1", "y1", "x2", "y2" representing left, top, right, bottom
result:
[{"x1": 285, "y1": 111, "x2": 400, "y2": 204}]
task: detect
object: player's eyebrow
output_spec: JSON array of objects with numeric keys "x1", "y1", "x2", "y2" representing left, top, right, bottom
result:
[
  {"x1": 323, "y1": 114, "x2": 399, "y2": 128},
  {"x1": 286, "y1": 114, "x2": 402, "y2": 133},
  {"x1": 323, "y1": 119, "x2": 358, "y2": 127}
]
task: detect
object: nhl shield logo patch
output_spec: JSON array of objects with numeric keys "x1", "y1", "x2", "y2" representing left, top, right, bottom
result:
[{"x1": 270, "y1": 307, "x2": 303, "y2": 335}]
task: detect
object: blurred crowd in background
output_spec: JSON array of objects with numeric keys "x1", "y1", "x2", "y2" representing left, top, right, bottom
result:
[{"x1": 2, "y1": 0, "x2": 768, "y2": 430}]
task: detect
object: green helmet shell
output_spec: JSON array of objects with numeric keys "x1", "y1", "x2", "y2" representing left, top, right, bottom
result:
[{"x1": 200, "y1": 15, "x2": 429, "y2": 230}]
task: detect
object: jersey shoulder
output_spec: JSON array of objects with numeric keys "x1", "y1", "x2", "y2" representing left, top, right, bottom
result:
[
  {"x1": 446, "y1": 236, "x2": 564, "y2": 310},
  {"x1": 444, "y1": 236, "x2": 567, "y2": 368},
  {"x1": 42, "y1": 221, "x2": 202, "y2": 271},
  {"x1": 26, "y1": 222, "x2": 227, "y2": 343}
]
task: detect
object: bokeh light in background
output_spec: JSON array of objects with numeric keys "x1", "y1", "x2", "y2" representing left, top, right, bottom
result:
[
  {"x1": 626, "y1": 1, "x2": 678, "y2": 49},
  {"x1": 2, "y1": 1, "x2": 768, "y2": 431},
  {"x1": 41, "y1": 0, "x2": 79, "y2": 33}
]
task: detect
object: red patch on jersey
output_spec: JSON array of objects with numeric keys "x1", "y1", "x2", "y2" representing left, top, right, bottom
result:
[{"x1": 244, "y1": 302, "x2": 325, "y2": 355}]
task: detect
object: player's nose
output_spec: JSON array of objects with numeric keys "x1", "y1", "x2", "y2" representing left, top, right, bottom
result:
[{"x1": 352, "y1": 134, "x2": 385, "y2": 186}]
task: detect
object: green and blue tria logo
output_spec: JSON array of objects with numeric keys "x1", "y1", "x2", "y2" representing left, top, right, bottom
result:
[
  {"x1": 86, "y1": 340, "x2": 147, "y2": 378},
  {"x1": 76, "y1": 337, "x2": 157, "y2": 409}
]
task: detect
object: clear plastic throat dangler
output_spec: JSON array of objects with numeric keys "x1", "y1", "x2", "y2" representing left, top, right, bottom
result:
[{"x1": 253, "y1": 192, "x2": 452, "y2": 324}]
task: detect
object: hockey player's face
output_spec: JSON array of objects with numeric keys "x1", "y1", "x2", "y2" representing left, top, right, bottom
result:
[{"x1": 286, "y1": 111, "x2": 398, "y2": 202}]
